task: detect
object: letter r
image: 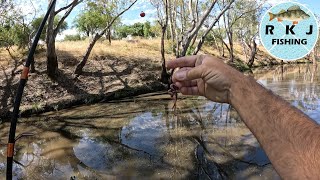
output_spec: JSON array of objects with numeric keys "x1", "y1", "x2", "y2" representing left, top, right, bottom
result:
[{"x1": 266, "y1": 25, "x2": 274, "y2": 35}]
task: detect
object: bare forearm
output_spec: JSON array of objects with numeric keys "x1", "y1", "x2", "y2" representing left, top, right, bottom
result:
[
  {"x1": 167, "y1": 55, "x2": 320, "y2": 178},
  {"x1": 230, "y1": 74, "x2": 320, "y2": 178}
]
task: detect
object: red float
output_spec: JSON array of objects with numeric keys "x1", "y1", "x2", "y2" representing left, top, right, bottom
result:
[{"x1": 140, "y1": 11, "x2": 146, "y2": 17}]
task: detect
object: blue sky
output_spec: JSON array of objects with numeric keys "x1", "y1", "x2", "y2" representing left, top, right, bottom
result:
[
  {"x1": 57, "y1": 0, "x2": 156, "y2": 39},
  {"x1": 121, "y1": 0, "x2": 157, "y2": 25},
  {"x1": 16, "y1": 0, "x2": 320, "y2": 39},
  {"x1": 18, "y1": 0, "x2": 320, "y2": 26},
  {"x1": 66, "y1": 0, "x2": 157, "y2": 27},
  {"x1": 66, "y1": 0, "x2": 320, "y2": 28}
]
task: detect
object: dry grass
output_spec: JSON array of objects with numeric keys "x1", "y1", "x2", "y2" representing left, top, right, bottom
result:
[
  {"x1": 0, "y1": 38, "x2": 176, "y2": 69},
  {"x1": 65, "y1": 38, "x2": 167, "y2": 57},
  {"x1": 56, "y1": 38, "x2": 175, "y2": 65},
  {"x1": 0, "y1": 47, "x2": 25, "y2": 67},
  {"x1": 0, "y1": 38, "x2": 174, "y2": 118},
  {"x1": 0, "y1": 38, "x2": 282, "y2": 70}
]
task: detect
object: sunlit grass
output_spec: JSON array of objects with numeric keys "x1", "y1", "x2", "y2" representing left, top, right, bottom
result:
[
  {"x1": 0, "y1": 38, "x2": 279, "y2": 69},
  {"x1": 0, "y1": 38, "x2": 176, "y2": 68},
  {"x1": 56, "y1": 38, "x2": 174, "y2": 63}
]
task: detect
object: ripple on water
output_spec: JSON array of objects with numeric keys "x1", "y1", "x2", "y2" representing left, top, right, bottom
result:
[{"x1": 2, "y1": 64, "x2": 319, "y2": 179}]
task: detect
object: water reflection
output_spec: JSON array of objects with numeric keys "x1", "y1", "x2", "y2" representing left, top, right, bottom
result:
[
  {"x1": 0, "y1": 95, "x2": 279, "y2": 179},
  {"x1": 0, "y1": 64, "x2": 318, "y2": 179},
  {"x1": 255, "y1": 64, "x2": 320, "y2": 123}
]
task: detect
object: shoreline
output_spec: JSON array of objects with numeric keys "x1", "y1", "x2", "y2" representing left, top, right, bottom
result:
[
  {"x1": 0, "y1": 81, "x2": 166, "y2": 121},
  {"x1": 1, "y1": 60, "x2": 315, "y2": 121}
]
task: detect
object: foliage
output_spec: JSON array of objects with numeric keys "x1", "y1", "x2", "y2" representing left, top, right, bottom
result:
[
  {"x1": 204, "y1": 33, "x2": 215, "y2": 46},
  {"x1": 0, "y1": 1, "x2": 30, "y2": 49},
  {"x1": 0, "y1": 12, "x2": 68, "y2": 50},
  {"x1": 143, "y1": 21, "x2": 152, "y2": 38},
  {"x1": 150, "y1": 22, "x2": 161, "y2": 37},
  {"x1": 64, "y1": 34, "x2": 83, "y2": 41},
  {"x1": 0, "y1": 22, "x2": 31, "y2": 50},
  {"x1": 74, "y1": 0, "x2": 121, "y2": 37},
  {"x1": 115, "y1": 22, "x2": 156, "y2": 38},
  {"x1": 31, "y1": 15, "x2": 68, "y2": 41},
  {"x1": 186, "y1": 46, "x2": 195, "y2": 56},
  {"x1": 74, "y1": 9, "x2": 108, "y2": 37}
]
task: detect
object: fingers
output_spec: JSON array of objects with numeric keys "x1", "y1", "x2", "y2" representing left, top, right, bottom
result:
[
  {"x1": 175, "y1": 80, "x2": 197, "y2": 88},
  {"x1": 187, "y1": 65, "x2": 205, "y2": 80},
  {"x1": 173, "y1": 65, "x2": 204, "y2": 81},
  {"x1": 171, "y1": 67, "x2": 192, "y2": 82},
  {"x1": 167, "y1": 55, "x2": 200, "y2": 69},
  {"x1": 180, "y1": 86, "x2": 200, "y2": 96}
]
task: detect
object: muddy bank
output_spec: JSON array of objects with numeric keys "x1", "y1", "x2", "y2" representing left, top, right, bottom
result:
[
  {"x1": 0, "y1": 48, "x2": 314, "y2": 121},
  {"x1": 1, "y1": 63, "x2": 318, "y2": 179},
  {"x1": 0, "y1": 53, "x2": 166, "y2": 121},
  {"x1": 1, "y1": 81, "x2": 166, "y2": 121}
]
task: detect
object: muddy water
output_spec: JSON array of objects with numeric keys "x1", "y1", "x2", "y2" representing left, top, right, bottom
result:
[{"x1": 0, "y1": 64, "x2": 319, "y2": 179}]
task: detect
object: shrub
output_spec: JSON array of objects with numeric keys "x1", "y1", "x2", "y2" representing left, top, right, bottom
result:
[{"x1": 64, "y1": 34, "x2": 83, "y2": 41}]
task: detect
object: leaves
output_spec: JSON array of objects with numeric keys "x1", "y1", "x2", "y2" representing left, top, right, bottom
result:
[
  {"x1": 32, "y1": 15, "x2": 68, "y2": 41},
  {"x1": 75, "y1": 0, "x2": 127, "y2": 36}
]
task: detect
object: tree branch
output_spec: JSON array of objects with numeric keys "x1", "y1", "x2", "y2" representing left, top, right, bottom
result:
[
  {"x1": 99, "y1": 0, "x2": 138, "y2": 36},
  {"x1": 230, "y1": 6, "x2": 261, "y2": 28},
  {"x1": 54, "y1": 0, "x2": 83, "y2": 36},
  {"x1": 180, "y1": 0, "x2": 218, "y2": 56},
  {"x1": 192, "y1": 0, "x2": 235, "y2": 55},
  {"x1": 54, "y1": 1, "x2": 74, "y2": 15}
]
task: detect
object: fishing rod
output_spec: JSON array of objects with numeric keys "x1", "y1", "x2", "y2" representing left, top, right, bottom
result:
[{"x1": 6, "y1": 0, "x2": 56, "y2": 179}]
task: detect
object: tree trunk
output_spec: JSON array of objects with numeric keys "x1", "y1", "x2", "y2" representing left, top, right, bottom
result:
[
  {"x1": 28, "y1": 30, "x2": 36, "y2": 73},
  {"x1": 173, "y1": 2, "x2": 179, "y2": 57},
  {"x1": 168, "y1": 0, "x2": 175, "y2": 44},
  {"x1": 311, "y1": 63, "x2": 317, "y2": 83},
  {"x1": 190, "y1": 34, "x2": 197, "y2": 50},
  {"x1": 312, "y1": 49, "x2": 316, "y2": 64},
  {"x1": 222, "y1": 41, "x2": 225, "y2": 57},
  {"x1": 180, "y1": 1, "x2": 217, "y2": 56},
  {"x1": 107, "y1": 29, "x2": 111, "y2": 45},
  {"x1": 160, "y1": 27, "x2": 169, "y2": 84},
  {"x1": 241, "y1": 41, "x2": 248, "y2": 62},
  {"x1": 247, "y1": 39, "x2": 257, "y2": 68},
  {"x1": 192, "y1": 0, "x2": 234, "y2": 55},
  {"x1": 213, "y1": 35, "x2": 222, "y2": 56},
  {"x1": 227, "y1": 31, "x2": 234, "y2": 62},
  {"x1": 160, "y1": 0, "x2": 169, "y2": 84},
  {"x1": 46, "y1": 0, "x2": 58, "y2": 79},
  {"x1": 229, "y1": 44, "x2": 234, "y2": 62},
  {"x1": 75, "y1": 0, "x2": 138, "y2": 76},
  {"x1": 75, "y1": 35, "x2": 100, "y2": 75},
  {"x1": 28, "y1": 43, "x2": 36, "y2": 73}
]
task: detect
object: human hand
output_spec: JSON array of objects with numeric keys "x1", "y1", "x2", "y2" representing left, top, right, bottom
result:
[{"x1": 167, "y1": 55, "x2": 243, "y2": 104}]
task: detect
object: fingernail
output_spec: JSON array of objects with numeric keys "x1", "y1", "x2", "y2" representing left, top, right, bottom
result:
[{"x1": 176, "y1": 71, "x2": 186, "y2": 80}]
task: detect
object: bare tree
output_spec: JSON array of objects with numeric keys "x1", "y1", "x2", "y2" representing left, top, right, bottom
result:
[
  {"x1": 151, "y1": 0, "x2": 170, "y2": 83},
  {"x1": 215, "y1": 0, "x2": 263, "y2": 63},
  {"x1": 46, "y1": 0, "x2": 83, "y2": 78},
  {"x1": 74, "y1": 0, "x2": 138, "y2": 75},
  {"x1": 237, "y1": 0, "x2": 265, "y2": 67},
  {"x1": 192, "y1": 0, "x2": 235, "y2": 55},
  {"x1": 179, "y1": 1, "x2": 216, "y2": 57},
  {"x1": 166, "y1": 0, "x2": 235, "y2": 58}
]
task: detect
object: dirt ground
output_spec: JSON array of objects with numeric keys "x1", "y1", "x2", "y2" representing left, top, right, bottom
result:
[
  {"x1": 0, "y1": 39, "x2": 170, "y2": 119},
  {"x1": 0, "y1": 39, "x2": 311, "y2": 119}
]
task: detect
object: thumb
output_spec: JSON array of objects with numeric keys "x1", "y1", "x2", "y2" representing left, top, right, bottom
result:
[{"x1": 175, "y1": 65, "x2": 204, "y2": 81}]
